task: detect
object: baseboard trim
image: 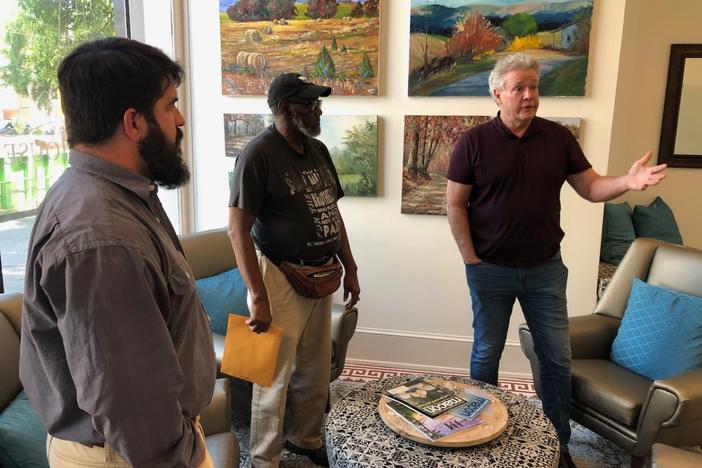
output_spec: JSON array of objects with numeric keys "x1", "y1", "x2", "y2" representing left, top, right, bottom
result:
[
  {"x1": 354, "y1": 326, "x2": 522, "y2": 347},
  {"x1": 347, "y1": 327, "x2": 533, "y2": 378},
  {"x1": 346, "y1": 358, "x2": 533, "y2": 380},
  {"x1": 355, "y1": 327, "x2": 473, "y2": 343}
]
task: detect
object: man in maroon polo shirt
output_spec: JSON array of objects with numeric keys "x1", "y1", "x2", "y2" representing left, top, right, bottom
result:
[{"x1": 446, "y1": 52, "x2": 666, "y2": 468}]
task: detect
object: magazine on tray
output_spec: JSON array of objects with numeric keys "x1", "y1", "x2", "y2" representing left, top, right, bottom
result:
[
  {"x1": 385, "y1": 399, "x2": 485, "y2": 441},
  {"x1": 449, "y1": 391, "x2": 491, "y2": 420},
  {"x1": 383, "y1": 378, "x2": 467, "y2": 417}
]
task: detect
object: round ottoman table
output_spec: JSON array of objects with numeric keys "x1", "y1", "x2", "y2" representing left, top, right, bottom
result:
[{"x1": 325, "y1": 374, "x2": 559, "y2": 467}]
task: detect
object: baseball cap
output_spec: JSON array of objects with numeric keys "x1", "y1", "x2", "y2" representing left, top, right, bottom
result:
[{"x1": 267, "y1": 73, "x2": 331, "y2": 108}]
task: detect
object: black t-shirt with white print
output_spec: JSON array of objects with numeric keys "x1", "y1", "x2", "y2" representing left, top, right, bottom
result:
[{"x1": 229, "y1": 124, "x2": 344, "y2": 262}]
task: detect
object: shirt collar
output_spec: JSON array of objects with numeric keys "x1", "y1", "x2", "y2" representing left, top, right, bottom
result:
[
  {"x1": 492, "y1": 111, "x2": 543, "y2": 139},
  {"x1": 68, "y1": 149, "x2": 157, "y2": 204},
  {"x1": 269, "y1": 124, "x2": 308, "y2": 157}
]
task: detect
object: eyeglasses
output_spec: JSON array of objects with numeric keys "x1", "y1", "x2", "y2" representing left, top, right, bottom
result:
[{"x1": 286, "y1": 99, "x2": 323, "y2": 111}]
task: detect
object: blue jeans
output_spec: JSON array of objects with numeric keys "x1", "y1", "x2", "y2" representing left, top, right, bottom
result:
[{"x1": 465, "y1": 252, "x2": 572, "y2": 450}]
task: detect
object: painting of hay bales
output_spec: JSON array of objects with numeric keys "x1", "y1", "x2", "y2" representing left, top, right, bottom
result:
[
  {"x1": 401, "y1": 115, "x2": 581, "y2": 215},
  {"x1": 219, "y1": 0, "x2": 381, "y2": 96},
  {"x1": 408, "y1": 0, "x2": 594, "y2": 96}
]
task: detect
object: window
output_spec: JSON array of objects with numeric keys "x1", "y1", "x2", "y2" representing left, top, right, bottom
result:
[
  {"x1": 0, "y1": 0, "x2": 128, "y2": 293},
  {"x1": 186, "y1": 2, "x2": 263, "y2": 232}
]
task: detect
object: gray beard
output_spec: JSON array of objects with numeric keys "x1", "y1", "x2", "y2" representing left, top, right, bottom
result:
[{"x1": 292, "y1": 114, "x2": 321, "y2": 137}]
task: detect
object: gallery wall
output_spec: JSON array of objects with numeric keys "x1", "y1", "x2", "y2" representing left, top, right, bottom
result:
[
  {"x1": 609, "y1": 0, "x2": 702, "y2": 250},
  {"x1": 185, "y1": 0, "x2": 628, "y2": 377}
]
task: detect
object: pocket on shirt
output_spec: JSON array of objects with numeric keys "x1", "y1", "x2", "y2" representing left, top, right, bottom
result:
[{"x1": 168, "y1": 264, "x2": 195, "y2": 296}]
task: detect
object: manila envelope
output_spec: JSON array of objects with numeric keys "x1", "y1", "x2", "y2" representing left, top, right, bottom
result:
[{"x1": 220, "y1": 314, "x2": 282, "y2": 387}]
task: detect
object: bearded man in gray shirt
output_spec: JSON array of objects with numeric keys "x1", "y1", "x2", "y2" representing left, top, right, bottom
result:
[{"x1": 20, "y1": 38, "x2": 216, "y2": 467}]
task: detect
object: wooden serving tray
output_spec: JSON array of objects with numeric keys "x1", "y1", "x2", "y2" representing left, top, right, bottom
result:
[{"x1": 378, "y1": 379, "x2": 509, "y2": 447}]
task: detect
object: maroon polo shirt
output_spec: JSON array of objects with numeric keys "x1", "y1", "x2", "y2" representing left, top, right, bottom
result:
[{"x1": 447, "y1": 114, "x2": 592, "y2": 266}]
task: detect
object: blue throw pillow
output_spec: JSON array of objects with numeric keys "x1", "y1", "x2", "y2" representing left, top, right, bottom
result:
[
  {"x1": 195, "y1": 268, "x2": 249, "y2": 335},
  {"x1": 0, "y1": 391, "x2": 48, "y2": 468},
  {"x1": 611, "y1": 278, "x2": 702, "y2": 380},
  {"x1": 632, "y1": 196, "x2": 683, "y2": 245},
  {"x1": 600, "y1": 202, "x2": 635, "y2": 265}
]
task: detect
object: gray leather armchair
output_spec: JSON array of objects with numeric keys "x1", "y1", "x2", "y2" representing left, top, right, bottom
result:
[
  {"x1": 179, "y1": 227, "x2": 358, "y2": 382},
  {"x1": 201, "y1": 378, "x2": 240, "y2": 468},
  {"x1": 0, "y1": 292, "x2": 239, "y2": 468},
  {"x1": 651, "y1": 443, "x2": 702, "y2": 468},
  {"x1": 519, "y1": 238, "x2": 702, "y2": 465}
]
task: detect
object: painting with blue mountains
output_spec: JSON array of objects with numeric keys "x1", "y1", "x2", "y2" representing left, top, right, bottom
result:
[{"x1": 408, "y1": 0, "x2": 594, "y2": 97}]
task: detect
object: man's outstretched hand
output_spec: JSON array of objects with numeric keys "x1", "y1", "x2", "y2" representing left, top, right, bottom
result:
[{"x1": 627, "y1": 151, "x2": 666, "y2": 191}]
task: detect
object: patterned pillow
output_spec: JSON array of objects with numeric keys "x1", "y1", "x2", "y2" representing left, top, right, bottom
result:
[
  {"x1": 611, "y1": 278, "x2": 702, "y2": 380},
  {"x1": 195, "y1": 268, "x2": 249, "y2": 335}
]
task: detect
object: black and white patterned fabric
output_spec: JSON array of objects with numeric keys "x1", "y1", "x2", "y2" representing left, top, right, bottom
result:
[
  {"x1": 325, "y1": 375, "x2": 559, "y2": 468},
  {"x1": 597, "y1": 261, "x2": 617, "y2": 300}
]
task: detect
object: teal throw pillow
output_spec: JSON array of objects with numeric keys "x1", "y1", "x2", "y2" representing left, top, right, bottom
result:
[
  {"x1": 195, "y1": 268, "x2": 249, "y2": 335},
  {"x1": 611, "y1": 278, "x2": 702, "y2": 380},
  {"x1": 0, "y1": 391, "x2": 48, "y2": 468},
  {"x1": 632, "y1": 196, "x2": 683, "y2": 245},
  {"x1": 600, "y1": 202, "x2": 635, "y2": 265}
]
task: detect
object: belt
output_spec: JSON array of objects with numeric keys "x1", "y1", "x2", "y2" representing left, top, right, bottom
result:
[
  {"x1": 262, "y1": 250, "x2": 333, "y2": 267},
  {"x1": 294, "y1": 256, "x2": 332, "y2": 267},
  {"x1": 79, "y1": 441, "x2": 105, "y2": 448}
]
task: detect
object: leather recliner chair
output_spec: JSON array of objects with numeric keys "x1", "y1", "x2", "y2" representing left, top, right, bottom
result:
[
  {"x1": 651, "y1": 443, "x2": 702, "y2": 468},
  {"x1": 519, "y1": 238, "x2": 702, "y2": 466},
  {"x1": 179, "y1": 227, "x2": 359, "y2": 382},
  {"x1": 0, "y1": 291, "x2": 240, "y2": 468}
]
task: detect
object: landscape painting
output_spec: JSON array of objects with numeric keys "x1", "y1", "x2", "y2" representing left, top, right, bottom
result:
[
  {"x1": 219, "y1": 0, "x2": 380, "y2": 96},
  {"x1": 408, "y1": 0, "x2": 594, "y2": 96},
  {"x1": 401, "y1": 115, "x2": 581, "y2": 215},
  {"x1": 224, "y1": 113, "x2": 378, "y2": 196}
]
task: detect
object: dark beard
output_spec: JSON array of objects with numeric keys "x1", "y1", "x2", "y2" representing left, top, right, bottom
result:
[
  {"x1": 139, "y1": 119, "x2": 189, "y2": 189},
  {"x1": 292, "y1": 114, "x2": 321, "y2": 138}
]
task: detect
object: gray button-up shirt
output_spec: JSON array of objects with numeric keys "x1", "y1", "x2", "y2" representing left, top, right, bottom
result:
[{"x1": 20, "y1": 150, "x2": 216, "y2": 467}]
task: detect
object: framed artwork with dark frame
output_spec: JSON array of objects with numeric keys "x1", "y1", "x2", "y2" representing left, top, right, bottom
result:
[{"x1": 658, "y1": 44, "x2": 702, "y2": 168}]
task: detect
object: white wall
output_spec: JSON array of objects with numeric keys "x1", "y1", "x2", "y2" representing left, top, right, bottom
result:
[
  {"x1": 130, "y1": 0, "x2": 183, "y2": 231},
  {"x1": 609, "y1": 0, "x2": 702, "y2": 249},
  {"x1": 184, "y1": 0, "x2": 628, "y2": 377}
]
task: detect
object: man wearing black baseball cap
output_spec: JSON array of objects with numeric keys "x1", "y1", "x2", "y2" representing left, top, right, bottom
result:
[
  {"x1": 266, "y1": 72, "x2": 332, "y2": 108},
  {"x1": 228, "y1": 73, "x2": 360, "y2": 468}
]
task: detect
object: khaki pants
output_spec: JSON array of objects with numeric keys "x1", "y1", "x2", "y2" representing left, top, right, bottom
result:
[
  {"x1": 46, "y1": 416, "x2": 214, "y2": 467},
  {"x1": 249, "y1": 253, "x2": 332, "y2": 468}
]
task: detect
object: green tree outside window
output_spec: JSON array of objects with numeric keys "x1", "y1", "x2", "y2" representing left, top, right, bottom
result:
[
  {"x1": 0, "y1": 0, "x2": 116, "y2": 214},
  {"x1": 1, "y1": 0, "x2": 115, "y2": 112}
]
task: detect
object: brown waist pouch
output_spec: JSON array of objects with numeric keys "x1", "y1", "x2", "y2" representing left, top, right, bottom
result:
[{"x1": 277, "y1": 256, "x2": 343, "y2": 299}]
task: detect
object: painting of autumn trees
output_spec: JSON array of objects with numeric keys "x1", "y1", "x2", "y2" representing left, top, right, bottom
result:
[
  {"x1": 409, "y1": 0, "x2": 594, "y2": 96},
  {"x1": 402, "y1": 115, "x2": 581, "y2": 215},
  {"x1": 219, "y1": 0, "x2": 380, "y2": 96}
]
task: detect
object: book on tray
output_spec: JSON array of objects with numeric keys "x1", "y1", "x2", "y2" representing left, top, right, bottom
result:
[
  {"x1": 385, "y1": 399, "x2": 486, "y2": 441},
  {"x1": 383, "y1": 378, "x2": 470, "y2": 418},
  {"x1": 450, "y1": 390, "x2": 490, "y2": 420}
]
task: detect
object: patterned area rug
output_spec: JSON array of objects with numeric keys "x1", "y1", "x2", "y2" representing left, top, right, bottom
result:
[
  {"x1": 231, "y1": 364, "x2": 635, "y2": 467},
  {"x1": 341, "y1": 364, "x2": 538, "y2": 397}
]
